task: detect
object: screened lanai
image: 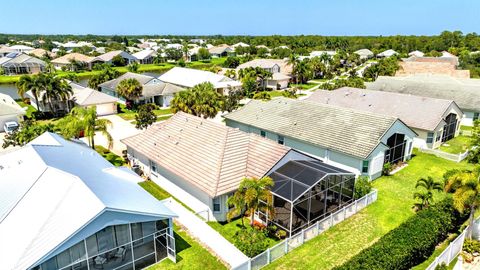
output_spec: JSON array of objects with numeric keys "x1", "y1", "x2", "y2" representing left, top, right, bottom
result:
[{"x1": 258, "y1": 159, "x2": 355, "y2": 236}]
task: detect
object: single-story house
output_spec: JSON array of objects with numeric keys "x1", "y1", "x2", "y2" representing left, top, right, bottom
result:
[
  {"x1": 307, "y1": 87, "x2": 463, "y2": 149},
  {"x1": 310, "y1": 50, "x2": 336, "y2": 58},
  {"x1": 232, "y1": 42, "x2": 250, "y2": 49},
  {"x1": 58, "y1": 41, "x2": 96, "y2": 52},
  {"x1": 224, "y1": 98, "x2": 417, "y2": 180},
  {"x1": 0, "y1": 93, "x2": 25, "y2": 131},
  {"x1": 377, "y1": 49, "x2": 398, "y2": 58},
  {"x1": 122, "y1": 112, "x2": 355, "y2": 234},
  {"x1": 0, "y1": 52, "x2": 46, "y2": 75},
  {"x1": 51, "y1": 53, "x2": 103, "y2": 70},
  {"x1": 354, "y1": 49, "x2": 374, "y2": 59},
  {"x1": 132, "y1": 49, "x2": 157, "y2": 64},
  {"x1": 9, "y1": 44, "x2": 34, "y2": 53},
  {"x1": 158, "y1": 67, "x2": 242, "y2": 95},
  {"x1": 397, "y1": 53, "x2": 468, "y2": 78},
  {"x1": 99, "y1": 72, "x2": 183, "y2": 106},
  {"x1": 0, "y1": 45, "x2": 15, "y2": 57},
  {"x1": 367, "y1": 75, "x2": 480, "y2": 126},
  {"x1": 256, "y1": 45, "x2": 271, "y2": 51},
  {"x1": 0, "y1": 132, "x2": 177, "y2": 270},
  {"x1": 408, "y1": 50, "x2": 424, "y2": 57},
  {"x1": 237, "y1": 59, "x2": 292, "y2": 89},
  {"x1": 70, "y1": 82, "x2": 119, "y2": 115},
  {"x1": 208, "y1": 45, "x2": 234, "y2": 58},
  {"x1": 97, "y1": 50, "x2": 137, "y2": 65},
  {"x1": 28, "y1": 48, "x2": 55, "y2": 59}
]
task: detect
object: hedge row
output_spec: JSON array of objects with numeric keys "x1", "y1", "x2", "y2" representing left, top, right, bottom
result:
[{"x1": 333, "y1": 198, "x2": 467, "y2": 270}]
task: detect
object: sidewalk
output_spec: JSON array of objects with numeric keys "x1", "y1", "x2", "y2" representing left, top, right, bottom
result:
[{"x1": 163, "y1": 198, "x2": 249, "y2": 268}]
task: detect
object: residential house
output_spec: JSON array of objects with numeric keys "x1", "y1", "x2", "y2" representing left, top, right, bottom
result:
[
  {"x1": 99, "y1": 72, "x2": 183, "y2": 107},
  {"x1": 377, "y1": 49, "x2": 398, "y2": 58},
  {"x1": 208, "y1": 44, "x2": 234, "y2": 58},
  {"x1": 0, "y1": 45, "x2": 15, "y2": 57},
  {"x1": 367, "y1": 75, "x2": 480, "y2": 126},
  {"x1": 232, "y1": 42, "x2": 250, "y2": 49},
  {"x1": 0, "y1": 93, "x2": 25, "y2": 131},
  {"x1": 0, "y1": 52, "x2": 46, "y2": 75},
  {"x1": 28, "y1": 48, "x2": 54, "y2": 59},
  {"x1": 354, "y1": 49, "x2": 374, "y2": 59},
  {"x1": 98, "y1": 50, "x2": 137, "y2": 65},
  {"x1": 224, "y1": 98, "x2": 417, "y2": 180},
  {"x1": 307, "y1": 87, "x2": 463, "y2": 149},
  {"x1": 397, "y1": 53, "x2": 468, "y2": 78},
  {"x1": 132, "y1": 49, "x2": 157, "y2": 64},
  {"x1": 9, "y1": 44, "x2": 34, "y2": 53},
  {"x1": 408, "y1": 50, "x2": 424, "y2": 57},
  {"x1": 310, "y1": 50, "x2": 336, "y2": 58},
  {"x1": 0, "y1": 132, "x2": 177, "y2": 270},
  {"x1": 237, "y1": 59, "x2": 292, "y2": 89},
  {"x1": 59, "y1": 41, "x2": 96, "y2": 52},
  {"x1": 122, "y1": 112, "x2": 355, "y2": 232},
  {"x1": 51, "y1": 53, "x2": 103, "y2": 70},
  {"x1": 158, "y1": 67, "x2": 242, "y2": 95}
]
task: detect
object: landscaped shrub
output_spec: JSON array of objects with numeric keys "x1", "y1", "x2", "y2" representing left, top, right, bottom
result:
[
  {"x1": 234, "y1": 228, "x2": 269, "y2": 257},
  {"x1": 354, "y1": 176, "x2": 372, "y2": 199},
  {"x1": 434, "y1": 263, "x2": 448, "y2": 270},
  {"x1": 333, "y1": 198, "x2": 468, "y2": 270},
  {"x1": 463, "y1": 239, "x2": 480, "y2": 254},
  {"x1": 382, "y1": 162, "x2": 393, "y2": 175}
]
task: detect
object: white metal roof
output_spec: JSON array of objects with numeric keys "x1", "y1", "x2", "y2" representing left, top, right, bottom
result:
[
  {"x1": 0, "y1": 132, "x2": 175, "y2": 270},
  {"x1": 159, "y1": 67, "x2": 241, "y2": 89}
]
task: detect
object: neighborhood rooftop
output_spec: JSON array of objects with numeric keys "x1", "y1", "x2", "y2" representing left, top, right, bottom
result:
[
  {"x1": 158, "y1": 67, "x2": 242, "y2": 89},
  {"x1": 366, "y1": 74, "x2": 480, "y2": 111},
  {"x1": 69, "y1": 82, "x2": 119, "y2": 106},
  {"x1": 98, "y1": 72, "x2": 156, "y2": 89},
  {"x1": 0, "y1": 132, "x2": 175, "y2": 270},
  {"x1": 223, "y1": 98, "x2": 402, "y2": 159},
  {"x1": 122, "y1": 112, "x2": 290, "y2": 197},
  {"x1": 307, "y1": 87, "x2": 459, "y2": 131}
]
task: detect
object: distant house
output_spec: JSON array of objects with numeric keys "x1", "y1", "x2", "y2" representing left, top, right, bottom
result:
[
  {"x1": 51, "y1": 53, "x2": 103, "y2": 70},
  {"x1": 408, "y1": 50, "x2": 424, "y2": 57},
  {"x1": 132, "y1": 49, "x2": 157, "y2": 64},
  {"x1": 159, "y1": 67, "x2": 242, "y2": 95},
  {"x1": 377, "y1": 49, "x2": 398, "y2": 58},
  {"x1": 307, "y1": 87, "x2": 463, "y2": 149},
  {"x1": 224, "y1": 98, "x2": 417, "y2": 180},
  {"x1": 0, "y1": 45, "x2": 15, "y2": 57},
  {"x1": 59, "y1": 41, "x2": 96, "y2": 52},
  {"x1": 0, "y1": 93, "x2": 25, "y2": 131},
  {"x1": 28, "y1": 48, "x2": 54, "y2": 59},
  {"x1": 354, "y1": 49, "x2": 374, "y2": 59},
  {"x1": 123, "y1": 112, "x2": 354, "y2": 232},
  {"x1": 97, "y1": 50, "x2": 137, "y2": 65},
  {"x1": 232, "y1": 42, "x2": 250, "y2": 49},
  {"x1": 256, "y1": 45, "x2": 271, "y2": 51},
  {"x1": 237, "y1": 59, "x2": 292, "y2": 89},
  {"x1": 26, "y1": 81, "x2": 119, "y2": 115},
  {"x1": 367, "y1": 75, "x2": 480, "y2": 126},
  {"x1": 9, "y1": 44, "x2": 34, "y2": 53},
  {"x1": 208, "y1": 44, "x2": 234, "y2": 58},
  {"x1": 310, "y1": 50, "x2": 336, "y2": 58},
  {"x1": 0, "y1": 132, "x2": 177, "y2": 270},
  {"x1": 0, "y1": 52, "x2": 46, "y2": 75},
  {"x1": 397, "y1": 52, "x2": 468, "y2": 78},
  {"x1": 99, "y1": 72, "x2": 183, "y2": 107}
]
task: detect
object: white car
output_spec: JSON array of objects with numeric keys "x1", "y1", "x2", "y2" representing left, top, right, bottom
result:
[{"x1": 3, "y1": 121, "x2": 19, "y2": 134}]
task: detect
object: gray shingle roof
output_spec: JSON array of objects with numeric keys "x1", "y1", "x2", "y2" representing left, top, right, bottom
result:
[
  {"x1": 98, "y1": 72, "x2": 156, "y2": 90},
  {"x1": 224, "y1": 98, "x2": 402, "y2": 159},
  {"x1": 142, "y1": 83, "x2": 185, "y2": 97},
  {"x1": 307, "y1": 87, "x2": 460, "y2": 131},
  {"x1": 366, "y1": 75, "x2": 480, "y2": 112}
]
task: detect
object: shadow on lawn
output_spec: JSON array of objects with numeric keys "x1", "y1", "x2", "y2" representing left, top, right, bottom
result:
[{"x1": 173, "y1": 231, "x2": 191, "y2": 263}]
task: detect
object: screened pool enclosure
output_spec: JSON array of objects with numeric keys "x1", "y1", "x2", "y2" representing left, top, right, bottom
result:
[{"x1": 258, "y1": 160, "x2": 355, "y2": 236}]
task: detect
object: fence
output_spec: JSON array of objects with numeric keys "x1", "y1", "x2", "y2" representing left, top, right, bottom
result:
[
  {"x1": 419, "y1": 147, "x2": 469, "y2": 162},
  {"x1": 233, "y1": 190, "x2": 378, "y2": 270},
  {"x1": 425, "y1": 224, "x2": 472, "y2": 270}
]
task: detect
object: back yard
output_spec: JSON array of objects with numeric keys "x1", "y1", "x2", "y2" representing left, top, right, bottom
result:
[{"x1": 264, "y1": 151, "x2": 474, "y2": 270}]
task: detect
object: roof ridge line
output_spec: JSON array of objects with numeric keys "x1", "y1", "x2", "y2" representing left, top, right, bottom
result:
[{"x1": 212, "y1": 123, "x2": 230, "y2": 198}]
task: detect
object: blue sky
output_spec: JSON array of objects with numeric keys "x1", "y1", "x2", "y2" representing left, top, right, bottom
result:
[{"x1": 0, "y1": 0, "x2": 478, "y2": 36}]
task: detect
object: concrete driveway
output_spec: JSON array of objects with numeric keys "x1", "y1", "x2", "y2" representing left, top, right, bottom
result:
[{"x1": 84, "y1": 115, "x2": 141, "y2": 155}]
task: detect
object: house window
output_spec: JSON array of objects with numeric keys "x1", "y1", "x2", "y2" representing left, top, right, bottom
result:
[
  {"x1": 474, "y1": 112, "x2": 479, "y2": 121},
  {"x1": 426, "y1": 132, "x2": 434, "y2": 144},
  {"x1": 213, "y1": 197, "x2": 221, "y2": 213},
  {"x1": 277, "y1": 135, "x2": 285, "y2": 145},
  {"x1": 435, "y1": 131, "x2": 442, "y2": 142},
  {"x1": 149, "y1": 160, "x2": 157, "y2": 174},
  {"x1": 260, "y1": 130, "x2": 266, "y2": 137},
  {"x1": 362, "y1": 160, "x2": 369, "y2": 173}
]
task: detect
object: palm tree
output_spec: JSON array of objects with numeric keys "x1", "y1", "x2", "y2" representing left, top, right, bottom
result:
[
  {"x1": 445, "y1": 169, "x2": 480, "y2": 238},
  {"x1": 116, "y1": 78, "x2": 143, "y2": 103},
  {"x1": 287, "y1": 54, "x2": 300, "y2": 84},
  {"x1": 16, "y1": 75, "x2": 36, "y2": 104},
  {"x1": 58, "y1": 107, "x2": 113, "y2": 149},
  {"x1": 413, "y1": 177, "x2": 443, "y2": 211},
  {"x1": 227, "y1": 177, "x2": 275, "y2": 226},
  {"x1": 170, "y1": 82, "x2": 222, "y2": 119},
  {"x1": 42, "y1": 75, "x2": 73, "y2": 114},
  {"x1": 224, "y1": 69, "x2": 236, "y2": 79}
]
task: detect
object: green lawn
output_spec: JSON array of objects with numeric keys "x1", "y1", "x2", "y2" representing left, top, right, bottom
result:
[
  {"x1": 289, "y1": 83, "x2": 317, "y2": 90},
  {"x1": 207, "y1": 218, "x2": 280, "y2": 250},
  {"x1": 117, "y1": 103, "x2": 173, "y2": 121},
  {"x1": 460, "y1": 125, "x2": 473, "y2": 132},
  {"x1": 16, "y1": 100, "x2": 37, "y2": 118},
  {"x1": 139, "y1": 180, "x2": 195, "y2": 213},
  {"x1": 264, "y1": 151, "x2": 474, "y2": 270},
  {"x1": 147, "y1": 224, "x2": 227, "y2": 270},
  {"x1": 439, "y1": 135, "x2": 473, "y2": 154},
  {"x1": 94, "y1": 145, "x2": 125, "y2": 166}
]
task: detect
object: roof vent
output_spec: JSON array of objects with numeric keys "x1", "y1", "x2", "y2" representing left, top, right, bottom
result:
[
  {"x1": 174, "y1": 141, "x2": 179, "y2": 145},
  {"x1": 0, "y1": 165, "x2": 3, "y2": 170},
  {"x1": 18, "y1": 160, "x2": 23, "y2": 165},
  {"x1": 361, "y1": 93, "x2": 366, "y2": 97},
  {"x1": 153, "y1": 142, "x2": 156, "y2": 146}
]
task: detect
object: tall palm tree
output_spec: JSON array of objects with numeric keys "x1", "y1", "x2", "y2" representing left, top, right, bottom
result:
[
  {"x1": 445, "y1": 169, "x2": 480, "y2": 238},
  {"x1": 227, "y1": 176, "x2": 275, "y2": 226},
  {"x1": 287, "y1": 54, "x2": 300, "y2": 84},
  {"x1": 170, "y1": 82, "x2": 222, "y2": 119},
  {"x1": 42, "y1": 75, "x2": 73, "y2": 114},
  {"x1": 58, "y1": 107, "x2": 113, "y2": 149},
  {"x1": 413, "y1": 177, "x2": 443, "y2": 211},
  {"x1": 116, "y1": 78, "x2": 143, "y2": 103},
  {"x1": 16, "y1": 75, "x2": 36, "y2": 103}
]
